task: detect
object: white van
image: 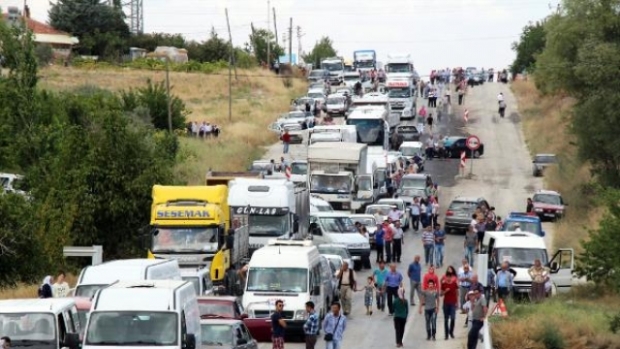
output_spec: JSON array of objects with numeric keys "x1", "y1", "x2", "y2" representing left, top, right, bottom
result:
[
  {"x1": 79, "y1": 280, "x2": 200, "y2": 349},
  {"x1": 243, "y1": 240, "x2": 330, "y2": 332},
  {"x1": 483, "y1": 231, "x2": 575, "y2": 295},
  {"x1": 74, "y1": 259, "x2": 182, "y2": 298},
  {"x1": 310, "y1": 196, "x2": 334, "y2": 213},
  {"x1": 180, "y1": 267, "x2": 214, "y2": 296},
  {"x1": 309, "y1": 212, "x2": 371, "y2": 271},
  {"x1": 0, "y1": 298, "x2": 81, "y2": 349}
]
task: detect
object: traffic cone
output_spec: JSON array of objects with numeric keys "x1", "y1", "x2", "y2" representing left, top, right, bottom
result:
[{"x1": 498, "y1": 298, "x2": 508, "y2": 317}]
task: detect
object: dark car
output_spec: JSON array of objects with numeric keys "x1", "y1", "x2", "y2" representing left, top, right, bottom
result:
[
  {"x1": 532, "y1": 190, "x2": 565, "y2": 221},
  {"x1": 443, "y1": 136, "x2": 484, "y2": 158},
  {"x1": 396, "y1": 125, "x2": 421, "y2": 142},
  {"x1": 532, "y1": 153, "x2": 557, "y2": 177},
  {"x1": 197, "y1": 296, "x2": 247, "y2": 320},
  {"x1": 444, "y1": 196, "x2": 489, "y2": 233}
]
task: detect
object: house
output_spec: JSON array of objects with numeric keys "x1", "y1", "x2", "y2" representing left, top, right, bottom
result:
[{"x1": 3, "y1": 6, "x2": 79, "y2": 59}]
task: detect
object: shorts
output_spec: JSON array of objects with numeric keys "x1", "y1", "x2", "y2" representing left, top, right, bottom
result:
[{"x1": 272, "y1": 336, "x2": 284, "y2": 349}]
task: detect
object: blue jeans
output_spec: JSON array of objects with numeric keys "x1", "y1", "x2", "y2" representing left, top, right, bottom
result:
[
  {"x1": 424, "y1": 309, "x2": 437, "y2": 336},
  {"x1": 376, "y1": 288, "x2": 387, "y2": 310},
  {"x1": 326, "y1": 339, "x2": 342, "y2": 349},
  {"x1": 434, "y1": 244, "x2": 444, "y2": 266},
  {"x1": 465, "y1": 246, "x2": 475, "y2": 267},
  {"x1": 283, "y1": 142, "x2": 289, "y2": 154},
  {"x1": 424, "y1": 244, "x2": 434, "y2": 265},
  {"x1": 443, "y1": 303, "x2": 457, "y2": 337}
]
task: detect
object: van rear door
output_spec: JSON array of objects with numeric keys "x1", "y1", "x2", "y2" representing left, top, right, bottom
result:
[{"x1": 549, "y1": 248, "x2": 574, "y2": 293}]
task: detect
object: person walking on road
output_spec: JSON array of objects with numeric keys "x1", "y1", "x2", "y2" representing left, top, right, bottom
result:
[
  {"x1": 303, "y1": 301, "x2": 319, "y2": 349},
  {"x1": 464, "y1": 226, "x2": 477, "y2": 267},
  {"x1": 373, "y1": 261, "x2": 389, "y2": 311},
  {"x1": 363, "y1": 276, "x2": 375, "y2": 315},
  {"x1": 474, "y1": 217, "x2": 487, "y2": 252},
  {"x1": 392, "y1": 221, "x2": 404, "y2": 263},
  {"x1": 322, "y1": 303, "x2": 347, "y2": 349},
  {"x1": 271, "y1": 300, "x2": 287, "y2": 349},
  {"x1": 467, "y1": 290, "x2": 488, "y2": 349},
  {"x1": 420, "y1": 279, "x2": 440, "y2": 341},
  {"x1": 458, "y1": 264, "x2": 473, "y2": 326},
  {"x1": 407, "y1": 255, "x2": 422, "y2": 305},
  {"x1": 422, "y1": 227, "x2": 435, "y2": 267},
  {"x1": 433, "y1": 224, "x2": 446, "y2": 267},
  {"x1": 385, "y1": 263, "x2": 404, "y2": 316},
  {"x1": 383, "y1": 220, "x2": 395, "y2": 263},
  {"x1": 374, "y1": 224, "x2": 385, "y2": 263},
  {"x1": 281, "y1": 130, "x2": 291, "y2": 154},
  {"x1": 410, "y1": 198, "x2": 421, "y2": 232},
  {"x1": 337, "y1": 262, "x2": 357, "y2": 316},
  {"x1": 393, "y1": 287, "x2": 409, "y2": 347},
  {"x1": 441, "y1": 266, "x2": 459, "y2": 340}
]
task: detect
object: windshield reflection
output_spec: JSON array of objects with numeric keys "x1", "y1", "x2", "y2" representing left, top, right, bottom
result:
[{"x1": 152, "y1": 227, "x2": 218, "y2": 252}]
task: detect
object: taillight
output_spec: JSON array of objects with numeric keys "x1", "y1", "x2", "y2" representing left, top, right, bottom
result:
[{"x1": 446, "y1": 210, "x2": 454, "y2": 216}]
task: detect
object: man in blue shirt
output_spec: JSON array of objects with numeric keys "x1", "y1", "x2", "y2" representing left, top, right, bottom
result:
[
  {"x1": 303, "y1": 301, "x2": 319, "y2": 349},
  {"x1": 374, "y1": 224, "x2": 385, "y2": 263},
  {"x1": 385, "y1": 263, "x2": 404, "y2": 316},
  {"x1": 271, "y1": 300, "x2": 286, "y2": 349},
  {"x1": 433, "y1": 224, "x2": 446, "y2": 268},
  {"x1": 322, "y1": 302, "x2": 347, "y2": 349},
  {"x1": 373, "y1": 260, "x2": 389, "y2": 311},
  {"x1": 495, "y1": 261, "x2": 514, "y2": 300},
  {"x1": 407, "y1": 255, "x2": 422, "y2": 305}
]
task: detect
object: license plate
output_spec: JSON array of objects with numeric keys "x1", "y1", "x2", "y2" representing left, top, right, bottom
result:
[
  {"x1": 544, "y1": 213, "x2": 555, "y2": 217},
  {"x1": 351, "y1": 256, "x2": 361, "y2": 261}
]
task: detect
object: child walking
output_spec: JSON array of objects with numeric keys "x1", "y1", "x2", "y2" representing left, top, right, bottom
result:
[{"x1": 363, "y1": 276, "x2": 376, "y2": 315}]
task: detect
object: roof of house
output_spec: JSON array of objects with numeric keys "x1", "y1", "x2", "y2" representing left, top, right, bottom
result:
[{"x1": 2, "y1": 13, "x2": 79, "y2": 45}]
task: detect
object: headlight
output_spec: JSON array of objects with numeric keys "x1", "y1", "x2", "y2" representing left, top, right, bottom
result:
[
  {"x1": 535, "y1": 208, "x2": 543, "y2": 212},
  {"x1": 402, "y1": 110, "x2": 412, "y2": 116},
  {"x1": 361, "y1": 243, "x2": 371, "y2": 250},
  {"x1": 294, "y1": 310, "x2": 308, "y2": 320}
]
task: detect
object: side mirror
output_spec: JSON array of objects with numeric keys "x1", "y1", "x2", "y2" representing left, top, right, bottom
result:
[
  {"x1": 541, "y1": 230, "x2": 546, "y2": 237},
  {"x1": 186, "y1": 334, "x2": 196, "y2": 349},
  {"x1": 64, "y1": 333, "x2": 80, "y2": 349},
  {"x1": 293, "y1": 220, "x2": 300, "y2": 233},
  {"x1": 151, "y1": 228, "x2": 159, "y2": 236},
  {"x1": 550, "y1": 262, "x2": 559, "y2": 271},
  {"x1": 241, "y1": 313, "x2": 249, "y2": 319},
  {"x1": 373, "y1": 182, "x2": 378, "y2": 189},
  {"x1": 313, "y1": 285, "x2": 321, "y2": 295}
]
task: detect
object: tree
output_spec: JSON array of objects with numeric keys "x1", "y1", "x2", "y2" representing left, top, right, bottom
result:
[
  {"x1": 49, "y1": 0, "x2": 130, "y2": 58},
  {"x1": 245, "y1": 26, "x2": 283, "y2": 64},
  {"x1": 127, "y1": 33, "x2": 186, "y2": 52},
  {"x1": 510, "y1": 21, "x2": 546, "y2": 76},
  {"x1": 302, "y1": 36, "x2": 337, "y2": 67},
  {"x1": 185, "y1": 28, "x2": 230, "y2": 63}
]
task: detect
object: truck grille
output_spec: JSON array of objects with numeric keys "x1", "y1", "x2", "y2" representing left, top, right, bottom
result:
[
  {"x1": 349, "y1": 249, "x2": 369, "y2": 257},
  {"x1": 330, "y1": 202, "x2": 348, "y2": 211}
]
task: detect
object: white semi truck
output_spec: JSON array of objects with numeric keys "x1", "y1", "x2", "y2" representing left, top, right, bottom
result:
[
  {"x1": 349, "y1": 93, "x2": 400, "y2": 131},
  {"x1": 228, "y1": 178, "x2": 310, "y2": 255},
  {"x1": 346, "y1": 107, "x2": 391, "y2": 152},
  {"x1": 308, "y1": 125, "x2": 357, "y2": 145},
  {"x1": 321, "y1": 57, "x2": 345, "y2": 85},
  {"x1": 385, "y1": 77, "x2": 417, "y2": 120},
  {"x1": 308, "y1": 142, "x2": 369, "y2": 213},
  {"x1": 385, "y1": 54, "x2": 415, "y2": 81}
]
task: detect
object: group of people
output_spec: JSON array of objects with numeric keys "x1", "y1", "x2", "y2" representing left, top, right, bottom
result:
[
  {"x1": 37, "y1": 271, "x2": 70, "y2": 299},
  {"x1": 186, "y1": 120, "x2": 222, "y2": 138}
]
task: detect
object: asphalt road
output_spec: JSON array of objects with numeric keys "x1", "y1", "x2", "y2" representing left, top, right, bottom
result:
[{"x1": 258, "y1": 82, "x2": 553, "y2": 349}]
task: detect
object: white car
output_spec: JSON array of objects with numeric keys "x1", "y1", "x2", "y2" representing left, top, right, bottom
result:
[
  {"x1": 377, "y1": 198, "x2": 410, "y2": 230},
  {"x1": 349, "y1": 214, "x2": 378, "y2": 246},
  {"x1": 307, "y1": 89, "x2": 327, "y2": 106},
  {"x1": 325, "y1": 94, "x2": 349, "y2": 116},
  {"x1": 317, "y1": 244, "x2": 353, "y2": 269}
]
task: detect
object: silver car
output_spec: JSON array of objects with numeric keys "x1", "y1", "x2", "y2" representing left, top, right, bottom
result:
[
  {"x1": 200, "y1": 319, "x2": 258, "y2": 349},
  {"x1": 377, "y1": 198, "x2": 410, "y2": 229}
]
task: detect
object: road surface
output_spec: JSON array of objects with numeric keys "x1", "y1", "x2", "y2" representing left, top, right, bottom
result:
[{"x1": 256, "y1": 81, "x2": 551, "y2": 349}]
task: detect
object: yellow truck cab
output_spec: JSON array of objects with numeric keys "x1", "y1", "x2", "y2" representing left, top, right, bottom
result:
[{"x1": 149, "y1": 185, "x2": 231, "y2": 285}]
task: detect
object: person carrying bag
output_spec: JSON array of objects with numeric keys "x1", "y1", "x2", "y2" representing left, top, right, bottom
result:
[{"x1": 322, "y1": 303, "x2": 347, "y2": 349}]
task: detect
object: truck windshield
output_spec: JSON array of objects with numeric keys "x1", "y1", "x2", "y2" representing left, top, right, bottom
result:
[
  {"x1": 248, "y1": 215, "x2": 289, "y2": 237},
  {"x1": 317, "y1": 217, "x2": 358, "y2": 233},
  {"x1": 533, "y1": 194, "x2": 563, "y2": 206},
  {"x1": 310, "y1": 175, "x2": 352, "y2": 193},
  {"x1": 152, "y1": 227, "x2": 219, "y2": 253},
  {"x1": 388, "y1": 88, "x2": 411, "y2": 98},
  {"x1": 495, "y1": 248, "x2": 548, "y2": 268},
  {"x1": 400, "y1": 147, "x2": 422, "y2": 156},
  {"x1": 86, "y1": 311, "x2": 178, "y2": 346},
  {"x1": 322, "y1": 62, "x2": 344, "y2": 71},
  {"x1": 246, "y1": 267, "x2": 308, "y2": 292},
  {"x1": 0, "y1": 313, "x2": 56, "y2": 342},
  {"x1": 290, "y1": 162, "x2": 307, "y2": 175},
  {"x1": 504, "y1": 221, "x2": 540, "y2": 235},
  {"x1": 386, "y1": 64, "x2": 411, "y2": 73},
  {"x1": 346, "y1": 119, "x2": 385, "y2": 146},
  {"x1": 182, "y1": 276, "x2": 201, "y2": 295},
  {"x1": 356, "y1": 61, "x2": 375, "y2": 69},
  {"x1": 357, "y1": 177, "x2": 372, "y2": 191},
  {"x1": 75, "y1": 284, "x2": 106, "y2": 298}
]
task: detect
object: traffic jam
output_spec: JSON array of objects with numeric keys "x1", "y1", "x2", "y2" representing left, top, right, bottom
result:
[{"x1": 0, "y1": 51, "x2": 578, "y2": 349}]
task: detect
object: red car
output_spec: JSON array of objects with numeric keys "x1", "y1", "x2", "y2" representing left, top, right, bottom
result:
[
  {"x1": 197, "y1": 296, "x2": 247, "y2": 320},
  {"x1": 532, "y1": 190, "x2": 565, "y2": 221}
]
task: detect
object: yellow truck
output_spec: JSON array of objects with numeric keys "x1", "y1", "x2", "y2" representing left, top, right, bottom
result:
[{"x1": 148, "y1": 185, "x2": 249, "y2": 286}]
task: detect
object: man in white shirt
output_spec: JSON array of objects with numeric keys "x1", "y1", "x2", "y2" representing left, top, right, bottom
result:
[
  {"x1": 410, "y1": 198, "x2": 421, "y2": 232},
  {"x1": 52, "y1": 271, "x2": 69, "y2": 298},
  {"x1": 392, "y1": 221, "x2": 404, "y2": 263},
  {"x1": 388, "y1": 206, "x2": 402, "y2": 224},
  {"x1": 497, "y1": 92, "x2": 504, "y2": 103}
]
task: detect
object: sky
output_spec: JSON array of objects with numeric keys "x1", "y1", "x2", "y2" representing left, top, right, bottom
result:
[{"x1": 4, "y1": 0, "x2": 558, "y2": 75}]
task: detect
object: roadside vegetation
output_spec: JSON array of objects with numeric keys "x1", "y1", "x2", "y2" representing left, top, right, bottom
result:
[{"x1": 496, "y1": 0, "x2": 620, "y2": 347}]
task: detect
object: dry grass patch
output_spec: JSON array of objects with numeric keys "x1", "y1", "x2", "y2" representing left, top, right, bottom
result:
[
  {"x1": 39, "y1": 66, "x2": 308, "y2": 184},
  {"x1": 0, "y1": 275, "x2": 78, "y2": 300},
  {"x1": 512, "y1": 80, "x2": 601, "y2": 251}
]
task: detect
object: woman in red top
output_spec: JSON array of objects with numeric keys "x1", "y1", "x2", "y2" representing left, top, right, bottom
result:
[{"x1": 440, "y1": 266, "x2": 459, "y2": 340}]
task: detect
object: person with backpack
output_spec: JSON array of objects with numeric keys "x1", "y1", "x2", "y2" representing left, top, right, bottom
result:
[{"x1": 38, "y1": 276, "x2": 53, "y2": 298}]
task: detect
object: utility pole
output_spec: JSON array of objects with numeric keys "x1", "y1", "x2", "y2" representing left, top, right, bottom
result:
[
  {"x1": 225, "y1": 8, "x2": 238, "y2": 80},
  {"x1": 288, "y1": 17, "x2": 293, "y2": 65},
  {"x1": 165, "y1": 57, "x2": 172, "y2": 132},
  {"x1": 266, "y1": 0, "x2": 271, "y2": 68},
  {"x1": 273, "y1": 7, "x2": 278, "y2": 46},
  {"x1": 296, "y1": 26, "x2": 304, "y2": 60}
]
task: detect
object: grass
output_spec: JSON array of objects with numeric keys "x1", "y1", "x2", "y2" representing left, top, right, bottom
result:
[
  {"x1": 491, "y1": 287, "x2": 620, "y2": 349},
  {"x1": 39, "y1": 66, "x2": 308, "y2": 184},
  {"x1": 511, "y1": 80, "x2": 602, "y2": 251},
  {"x1": 0, "y1": 275, "x2": 78, "y2": 300}
]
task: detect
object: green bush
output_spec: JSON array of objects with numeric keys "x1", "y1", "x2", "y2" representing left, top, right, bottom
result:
[
  {"x1": 535, "y1": 322, "x2": 565, "y2": 349},
  {"x1": 71, "y1": 57, "x2": 232, "y2": 74}
]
